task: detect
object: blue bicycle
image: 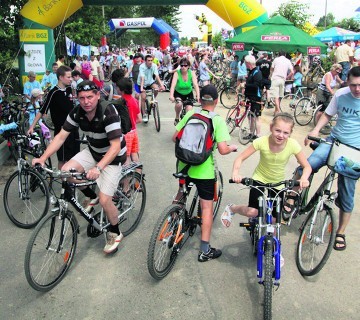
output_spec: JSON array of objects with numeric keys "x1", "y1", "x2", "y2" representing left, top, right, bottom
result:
[{"x1": 231, "y1": 178, "x2": 299, "y2": 320}]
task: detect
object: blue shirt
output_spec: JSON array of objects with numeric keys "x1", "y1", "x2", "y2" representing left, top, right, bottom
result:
[
  {"x1": 23, "y1": 80, "x2": 41, "y2": 102},
  {"x1": 49, "y1": 73, "x2": 58, "y2": 89},
  {"x1": 230, "y1": 60, "x2": 238, "y2": 75},
  {"x1": 137, "y1": 62, "x2": 159, "y2": 86},
  {"x1": 293, "y1": 72, "x2": 303, "y2": 87},
  {"x1": 238, "y1": 62, "x2": 247, "y2": 77},
  {"x1": 41, "y1": 74, "x2": 51, "y2": 88},
  {"x1": 326, "y1": 87, "x2": 360, "y2": 148}
]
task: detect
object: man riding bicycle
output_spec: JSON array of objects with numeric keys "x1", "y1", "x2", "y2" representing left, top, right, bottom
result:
[
  {"x1": 32, "y1": 80, "x2": 127, "y2": 254},
  {"x1": 138, "y1": 54, "x2": 165, "y2": 123}
]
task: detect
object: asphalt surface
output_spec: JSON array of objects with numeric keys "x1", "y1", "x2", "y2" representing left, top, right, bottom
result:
[{"x1": 0, "y1": 91, "x2": 359, "y2": 320}]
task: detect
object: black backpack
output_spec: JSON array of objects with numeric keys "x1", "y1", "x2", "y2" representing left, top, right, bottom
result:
[{"x1": 99, "y1": 98, "x2": 132, "y2": 134}]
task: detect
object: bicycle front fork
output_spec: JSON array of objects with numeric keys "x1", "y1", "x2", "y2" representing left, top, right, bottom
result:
[{"x1": 257, "y1": 235, "x2": 281, "y2": 283}]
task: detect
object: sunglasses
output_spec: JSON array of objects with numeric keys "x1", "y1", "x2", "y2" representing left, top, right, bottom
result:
[
  {"x1": 180, "y1": 65, "x2": 189, "y2": 67},
  {"x1": 76, "y1": 83, "x2": 98, "y2": 93}
]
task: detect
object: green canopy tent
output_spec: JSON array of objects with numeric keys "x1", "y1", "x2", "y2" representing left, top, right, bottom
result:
[{"x1": 226, "y1": 15, "x2": 327, "y2": 55}]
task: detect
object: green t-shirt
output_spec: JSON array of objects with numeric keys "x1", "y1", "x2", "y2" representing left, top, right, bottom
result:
[
  {"x1": 252, "y1": 136, "x2": 301, "y2": 184},
  {"x1": 174, "y1": 69, "x2": 193, "y2": 95},
  {"x1": 175, "y1": 108, "x2": 230, "y2": 179}
]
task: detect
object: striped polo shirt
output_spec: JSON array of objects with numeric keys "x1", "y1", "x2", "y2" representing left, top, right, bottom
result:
[{"x1": 63, "y1": 103, "x2": 127, "y2": 165}]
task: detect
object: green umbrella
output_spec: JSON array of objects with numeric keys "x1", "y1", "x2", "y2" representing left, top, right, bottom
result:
[{"x1": 226, "y1": 15, "x2": 327, "y2": 54}]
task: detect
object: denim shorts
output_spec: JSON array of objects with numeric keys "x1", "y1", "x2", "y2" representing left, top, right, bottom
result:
[{"x1": 304, "y1": 136, "x2": 358, "y2": 213}]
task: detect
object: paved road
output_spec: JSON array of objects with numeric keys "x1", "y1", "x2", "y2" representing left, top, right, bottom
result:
[{"x1": 0, "y1": 91, "x2": 359, "y2": 319}]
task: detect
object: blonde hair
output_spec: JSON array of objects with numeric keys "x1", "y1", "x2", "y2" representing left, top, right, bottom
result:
[
  {"x1": 330, "y1": 63, "x2": 342, "y2": 72},
  {"x1": 272, "y1": 112, "x2": 295, "y2": 130}
]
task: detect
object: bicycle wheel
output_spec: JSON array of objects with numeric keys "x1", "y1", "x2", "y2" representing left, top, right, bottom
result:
[
  {"x1": 115, "y1": 172, "x2": 146, "y2": 236},
  {"x1": 24, "y1": 211, "x2": 78, "y2": 291},
  {"x1": 296, "y1": 207, "x2": 335, "y2": 276},
  {"x1": 263, "y1": 235, "x2": 274, "y2": 320},
  {"x1": 3, "y1": 168, "x2": 50, "y2": 228},
  {"x1": 280, "y1": 93, "x2": 297, "y2": 113},
  {"x1": 238, "y1": 112, "x2": 255, "y2": 145},
  {"x1": 213, "y1": 171, "x2": 223, "y2": 219},
  {"x1": 147, "y1": 204, "x2": 183, "y2": 280},
  {"x1": 153, "y1": 102, "x2": 161, "y2": 132},
  {"x1": 294, "y1": 97, "x2": 314, "y2": 126},
  {"x1": 225, "y1": 106, "x2": 238, "y2": 134},
  {"x1": 220, "y1": 87, "x2": 239, "y2": 109}
]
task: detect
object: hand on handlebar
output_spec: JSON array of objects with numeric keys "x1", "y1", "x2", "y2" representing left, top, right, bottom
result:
[
  {"x1": 169, "y1": 96, "x2": 175, "y2": 102},
  {"x1": 27, "y1": 127, "x2": 34, "y2": 136},
  {"x1": 32, "y1": 157, "x2": 45, "y2": 168},
  {"x1": 304, "y1": 131, "x2": 319, "y2": 146},
  {"x1": 86, "y1": 167, "x2": 101, "y2": 181},
  {"x1": 231, "y1": 173, "x2": 243, "y2": 184},
  {"x1": 298, "y1": 178, "x2": 310, "y2": 190}
]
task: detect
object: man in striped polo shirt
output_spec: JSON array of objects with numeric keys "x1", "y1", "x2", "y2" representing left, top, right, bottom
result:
[{"x1": 32, "y1": 80, "x2": 127, "y2": 254}]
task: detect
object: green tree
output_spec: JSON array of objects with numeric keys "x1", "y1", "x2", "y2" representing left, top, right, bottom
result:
[
  {"x1": 316, "y1": 13, "x2": 335, "y2": 28},
  {"x1": 211, "y1": 31, "x2": 224, "y2": 49},
  {"x1": 337, "y1": 18, "x2": 360, "y2": 32},
  {"x1": 180, "y1": 37, "x2": 190, "y2": 47},
  {"x1": 272, "y1": 0, "x2": 312, "y2": 30}
]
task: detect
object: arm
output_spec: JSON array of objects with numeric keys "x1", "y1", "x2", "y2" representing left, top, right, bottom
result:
[
  {"x1": 295, "y1": 151, "x2": 312, "y2": 189},
  {"x1": 169, "y1": 71, "x2": 179, "y2": 101},
  {"x1": 32, "y1": 129, "x2": 70, "y2": 166},
  {"x1": 205, "y1": 66, "x2": 218, "y2": 79},
  {"x1": 324, "y1": 73, "x2": 335, "y2": 95},
  {"x1": 231, "y1": 145, "x2": 256, "y2": 183},
  {"x1": 304, "y1": 113, "x2": 332, "y2": 145},
  {"x1": 154, "y1": 74, "x2": 165, "y2": 91},
  {"x1": 124, "y1": 64, "x2": 133, "y2": 78},
  {"x1": 87, "y1": 138, "x2": 121, "y2": 180},
  {"x1": 191, "y1": 70, "x2": 200, "y2": 102},
  {"x1": 27, "y1": 111, "x2": 43, "y2": 134},
  {"x1": 217, "y1": 141, "x2": 237, "y2": 155}
]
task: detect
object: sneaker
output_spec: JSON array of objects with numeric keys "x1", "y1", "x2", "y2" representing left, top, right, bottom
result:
[
  {"x1": 85, "y1": 197, "x2": 99, "y2": 213},
  {"x1": 142, "y1": 114, "x2": 149, "y2": 123},
  {"x1": 250, "y1": 134, "x2": 259, "y2": 141},
  {"x1": 243, "y1": 134, "x2": 252, "y2": 140},
  {"x1": 103, "y1": 231, "x2": 124, "y2": 254},
  {"x1": 198, "y1": 247, "x2": 222, "y2": 262}
]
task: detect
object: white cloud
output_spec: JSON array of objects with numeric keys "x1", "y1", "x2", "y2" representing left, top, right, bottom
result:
[{"x1": 178, "y1": 1, "x2": 359, "y2": 38}]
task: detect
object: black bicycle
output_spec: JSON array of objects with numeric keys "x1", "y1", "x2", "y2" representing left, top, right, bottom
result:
[
  {"x1": 147, "y1": 167, "x2": 223, "y2": 280},
  {"x1": 24, "y1": 162, "x2": 146, "y2": 291}
]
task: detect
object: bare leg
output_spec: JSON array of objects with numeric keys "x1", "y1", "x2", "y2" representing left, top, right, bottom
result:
[
  {"x1": 335, "y1": 210, "x2": 351, "y2": 249},
  {"x1": 99, "y1": 192, "x2": 119, "y2": 225},
  {"x1": 200, "y1": 198, "x2": 213, "y2": 242}
]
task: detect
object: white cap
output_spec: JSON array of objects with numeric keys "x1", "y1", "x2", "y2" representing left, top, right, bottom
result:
[{"x1": 31, "y1": 88, "x2": 44, "y2": 98}]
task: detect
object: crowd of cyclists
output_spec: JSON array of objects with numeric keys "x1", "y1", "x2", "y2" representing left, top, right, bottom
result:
[{"x1": 1, "y1": 40, "x2": 359, "y2": 265}]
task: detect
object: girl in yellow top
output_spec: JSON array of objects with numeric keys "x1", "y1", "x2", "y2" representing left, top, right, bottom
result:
[{"x1": 221, "y1": 113, "x2": 311, "y2": 227}]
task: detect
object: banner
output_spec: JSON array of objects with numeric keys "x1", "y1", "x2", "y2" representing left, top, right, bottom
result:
[
  {"x1": 232, "y1": 43, "x2": 245, "y2": 51},
  {"x1": 109, "y1": 18, "x2": 154, "y2": 31},
  {"x1": 24, "y1": 44, "x2": 46, "y2": 73},
  {"x1": 19, "y1": 29, "x2": 49, "y2": 42}
]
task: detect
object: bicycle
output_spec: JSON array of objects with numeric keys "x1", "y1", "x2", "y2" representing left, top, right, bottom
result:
[
  {"x1": 144, "y1": 88, "x2": 161, "y2": 132},
  {"x1": 279, "y1": 86, "x2": 308, "y2": 113},
  {"x1": 24, "y1": 161, "x2": 146, "y2": 291},
  {"x1": 294, "y1": 90, "x2": 324, "y2": 126},
  {"x1": 147, "y1": 166, "x2": 223, "y2": 280},
  {"x1": 233, "y1": 177, "x2": 299, "y2": 320},
  {"x1": 219, "y1": 85, "x2": 241, "y2": 109},
  {"x1": 282, "y1": 136, "x2": 338, "y2": 276},
  {"x1": 173, "y1": 97, "x2": 200, "y2": 122},
  {"x1": 225, "y1": 97, "x2": 258, "y2": 145}
]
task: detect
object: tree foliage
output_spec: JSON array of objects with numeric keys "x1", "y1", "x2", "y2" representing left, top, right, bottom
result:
[
  {"x1": 336, "y1": 18, "x2": 360, "y2": 32},
  {"x1": 272, "y1": 0, "x2": 312, "y2": 30},
  {"x1": 316, "y1": 13, "x2": 335, "y2": 28},
  {"x1": 211, "y1": 32, "x2": 224, "y2": 49}
]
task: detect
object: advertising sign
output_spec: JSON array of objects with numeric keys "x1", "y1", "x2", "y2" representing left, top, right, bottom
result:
[
  {"x1": 24, "y1": 44, "x2": 46, "y2": 73},
  {"x1": 19, "y1": 29, "x2": 49, "y2": 42},
  {"x1": 261, "y1": 35, "x2": 290, "y2": 41},
  {"x1": 110, "y1": 18, "x2": 154, "y2": 30},
  {"x1": 232, "y1": 43, "x2": 245, "y2": 51},
  {"x1": 307, "y1": 47, "x2": 321, "y2": 55}
]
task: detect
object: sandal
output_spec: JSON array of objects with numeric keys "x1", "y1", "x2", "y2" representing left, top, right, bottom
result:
[
  {"x1": 221, "y1": 204, "x2": 234, "y2": 228},
  {"x1": 333, "y1": 233, "x2": 346, "y2": 251},
  {"x1": 281, "y1": 195, "x2": 299, "y2": 221}
]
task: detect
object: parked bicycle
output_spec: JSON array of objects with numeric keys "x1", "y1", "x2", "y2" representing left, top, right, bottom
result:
[
  {"x1": 233, "y1": 177, "x2": 299, "y2": 320},
  {"x1": 294, "y1": 92, "x2": 327, "y2": 127},
  {"x1": 225, "y1": 97, "x2": 258, "y2": 145},
  {"x1": 144, "y1": 88, "x2": 161, "y2": 132},
  {"x1": 219, "y1": 85, "x2": 241, "y2": 109},
  {"x1": 280, "y1": 86, "x2": 308, "y2": 113},
  {"x1": 24, "y1": 161, "x2": 146, "y2": 291},
  {"x1": 147, "y1": 167, "x2": 223, "y2": 280}
]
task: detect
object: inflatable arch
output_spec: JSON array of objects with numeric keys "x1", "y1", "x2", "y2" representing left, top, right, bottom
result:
[
  {"x1": 108, "y1": 17, "x2": 179, "y2": 49},
  {"x1": 19, "y1": 0, "x2": 267, "y2": 83}
]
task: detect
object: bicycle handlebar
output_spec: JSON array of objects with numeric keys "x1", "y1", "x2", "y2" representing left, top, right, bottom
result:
[
  {"x1": 35, "y1": 164, "x2": 90, "y2": 180},
  {"x1": 229, "y1": 178, "x2": 299, "y2": 188}
]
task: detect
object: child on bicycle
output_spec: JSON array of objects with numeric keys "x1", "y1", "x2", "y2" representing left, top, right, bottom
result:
[{"x1": 221, "y1": 112, "x2": 311, "y2": 227}]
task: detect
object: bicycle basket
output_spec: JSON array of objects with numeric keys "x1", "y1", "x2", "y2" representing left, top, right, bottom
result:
[{"x1": 327, "y1": 139, "x2": 360, "y2": 170}]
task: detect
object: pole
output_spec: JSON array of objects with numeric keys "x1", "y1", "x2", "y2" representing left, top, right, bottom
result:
[
  {"x1": 324, "y1": 0, "x2": 328, "y2": 28},
  {"x1": 102, "y1": 6, "x2": 105, "y2": 32}
]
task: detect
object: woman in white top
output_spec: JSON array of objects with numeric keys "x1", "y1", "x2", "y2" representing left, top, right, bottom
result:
[
  {"x1": 315, "y1": 63, "x2": 344, "y2": 122},
  {"x1": 199, "y1": 54, "x2": 218, "y2": 86}
]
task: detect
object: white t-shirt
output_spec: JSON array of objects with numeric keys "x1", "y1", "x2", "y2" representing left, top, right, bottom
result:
[{"x1": 271, "y1": 56, "x2": 293, "y2": 81}]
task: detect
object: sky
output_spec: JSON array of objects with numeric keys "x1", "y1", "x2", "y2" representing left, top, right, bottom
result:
[{"x1": 178, "y1": 0, "x2": 359, "y2": 38}]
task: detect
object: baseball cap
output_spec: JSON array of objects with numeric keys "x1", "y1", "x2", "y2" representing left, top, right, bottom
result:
[
  {"x1": 200, "y1": 85, "x2": 218, "y2": 101},
  {"x1": 31, "y1": 88, "x2": 44, "y2": 97},
  {"x1": 28, "y1": 71, "x2": 36, "y2": 78}
]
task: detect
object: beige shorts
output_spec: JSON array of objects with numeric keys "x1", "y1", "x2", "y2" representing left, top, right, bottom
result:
[
  {"x1": 269, "y1": 78, "x2": 285, "y2": 98},
  {"x1": 72, "y1": 148, "x2": 122, "y2": 196}
]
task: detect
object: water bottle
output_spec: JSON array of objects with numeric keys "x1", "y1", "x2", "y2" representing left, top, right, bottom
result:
[{"x1": 0, "y1": 122, "x2": 18, "y2": 134}]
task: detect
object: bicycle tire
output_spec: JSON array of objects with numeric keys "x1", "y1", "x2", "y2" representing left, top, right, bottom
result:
[
  {"x1": 153, "y1": 102, "x2": 161, "y2": 132},
  {"x1": 3, "y1": 168, "x2": 50, "y2": 228},
  {"x1": 225, "y1": 106, "x2": 238, "y2": 134},
  {"x1": 238, "y1": 111, "x2": 256, "y2": 145},
  {"x1": 279, "y1": 93, "x2": 297, "y2": 113},
  {"x1": 296, "y1": 207, "x2": 335, "y2": 276},
  {"x1": 115, "y1": 171, "x2": 146, "y2": 236},
  {"x1": 145, "y1": 99, "x2": 150, "y2": 116},
  {"x1": 24, "y1": 211, "x2": 78, "y2": 291},
  {"x1": 294, "y1": 97, "x2": 314, "y2": 126},
  {"x1": 220, "y1": 87, "x2": 239, "y2": 109},
  {"x1": 263, "y1": 235, "x2": 273, "y2": 320},
  {"x1": 147, "y1": 204, "x2": 183, "y2": 280},
  {"x1": 213, "y1": 171, "x2": 223, "y2": 219}
]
